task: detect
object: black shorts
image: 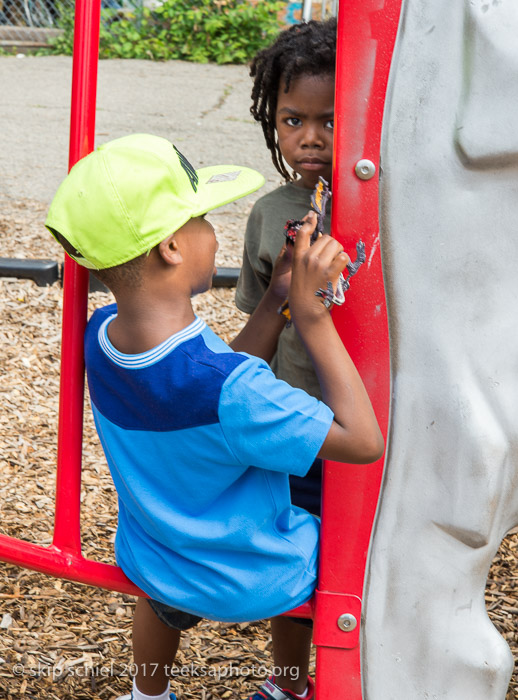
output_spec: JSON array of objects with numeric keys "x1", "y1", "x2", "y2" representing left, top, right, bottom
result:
[
  {"x1": 147, "y1": 599, "x2": 313, "y2": 630},
  {"x1": 147, "y1": 598, "x2": 202, "y2": 631},
  {"x1": 289, "y1": 457, "x2": 322, "y2": 517}
]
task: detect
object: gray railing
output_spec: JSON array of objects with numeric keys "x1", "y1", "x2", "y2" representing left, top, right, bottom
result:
[{"x1": 1, "y1": 0, "x2": 63, "y2": 48}]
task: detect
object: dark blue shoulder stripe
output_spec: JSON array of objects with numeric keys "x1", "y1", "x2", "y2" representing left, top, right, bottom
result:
[{"x1": 85, "y1": 309, "x2": 247, "y2": 432}]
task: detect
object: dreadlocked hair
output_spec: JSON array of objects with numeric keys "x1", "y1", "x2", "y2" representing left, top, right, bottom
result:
[{"x1": 250, "y1": 17, "x2": 337, "y2": 182}]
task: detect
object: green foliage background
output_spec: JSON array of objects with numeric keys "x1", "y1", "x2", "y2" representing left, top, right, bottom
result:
[{"x1": 46, "y1": 0, "x2": 283, "y2": 64}]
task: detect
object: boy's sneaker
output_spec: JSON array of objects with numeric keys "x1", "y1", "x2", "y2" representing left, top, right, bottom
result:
[
  {"x1": 247, "y1": 675, "x2": 314, "y2": 700},
  {"x1": 115, "y1": 694, "x2": 177, "y2": 700}
]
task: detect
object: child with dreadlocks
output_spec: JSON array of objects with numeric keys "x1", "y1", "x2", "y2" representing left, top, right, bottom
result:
[{"x1": 235, "y1": 17, "x2": 338, "y2": 700}]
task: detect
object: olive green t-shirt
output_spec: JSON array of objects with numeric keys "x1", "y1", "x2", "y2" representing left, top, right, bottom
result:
[{"x1": 235, "y1": 182, "x2": 332, "y2": 401}]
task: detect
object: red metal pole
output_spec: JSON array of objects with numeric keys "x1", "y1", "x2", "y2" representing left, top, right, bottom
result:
[
  {"x1": 53, "y1": 0, "x2": 101, "y2": 554},
  {"x1": 0, "y1": 533, "x2": 143, "y2": 595},
  {"x1": 313, "y1": 2, "x2": 403, "y2": 698}
]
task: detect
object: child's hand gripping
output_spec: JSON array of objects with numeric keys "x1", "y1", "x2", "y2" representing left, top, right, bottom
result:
[
  {"x1": 289, "y1": 211, "x2": 385, "y2": 464},
  {"x1": 268, "y1": 240, "x2": 294, "y2": 307},
  {"x1": 278, "y1": 176, "x2": 330, "y2": 323},
  {"x1": 278, "y1": 176, "x2": 366, "y2": 323},
  {"x1": 288, "y1": 211, "x2": 350, "y2": 328}
]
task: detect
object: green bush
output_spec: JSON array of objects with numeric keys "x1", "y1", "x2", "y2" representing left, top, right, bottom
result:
[
  {"x1": 45, "y1": 1, "x2": 75, "y2": 55},
  {"x1": 46, "y1": 0, "x2": 283, "y2": 64}
]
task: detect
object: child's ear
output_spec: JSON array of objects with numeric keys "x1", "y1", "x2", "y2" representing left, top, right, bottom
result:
[{"x1": 158, "y1": 234, "x2": 182, "y2": 266}]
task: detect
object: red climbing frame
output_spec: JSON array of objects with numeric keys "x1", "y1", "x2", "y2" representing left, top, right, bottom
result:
[
  {"x1": 0, "y1": 0, "x2": 139, "y2": 595},
  {"x1": 0, "y1": 1, "x2": 403, "y2": 698}
]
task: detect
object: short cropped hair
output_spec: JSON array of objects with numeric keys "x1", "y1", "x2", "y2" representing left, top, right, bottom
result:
[
  {"x1": 250, "y1": 18, "x2": 337, "y2": 181},
  {"x1": 49, "y1": 228, "x2": 147, "y2": 293}
]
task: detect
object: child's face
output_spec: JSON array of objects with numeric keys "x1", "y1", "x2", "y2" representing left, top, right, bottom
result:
[
  {"x1": 275, "y1": 73, "x2": 335, "y2": 190},
  {"x1": 174, "y1": 216, "x2": 218, "y2": 295}
]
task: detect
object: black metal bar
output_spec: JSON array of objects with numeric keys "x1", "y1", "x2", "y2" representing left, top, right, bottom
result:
[
  {"x1": 212, "y1": 267, "x2": 240, "y2": 287},
  {"x1": 0, "y1": 258, "x2": 60, "y2": 287},
  {"x1": 0, "y1": 259, "x2": 241, "y2": 289}
]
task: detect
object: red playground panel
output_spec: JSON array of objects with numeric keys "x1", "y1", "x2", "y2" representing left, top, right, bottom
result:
[
  {"x1": 315, "y1": 2, "x2": 402, "y2": 697},
  {"x1": 0, "y1": 1, "x2": 403, "y2": 698}
]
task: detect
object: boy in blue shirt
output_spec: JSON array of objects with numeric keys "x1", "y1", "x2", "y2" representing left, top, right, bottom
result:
[{"x1": 46, "y1": 134, "x2": 382, "y2": 700}]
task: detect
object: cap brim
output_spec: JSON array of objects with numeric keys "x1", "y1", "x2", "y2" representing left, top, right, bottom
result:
[{"x1": 189, "y1": 165, "x2": 265, "y2": 216}]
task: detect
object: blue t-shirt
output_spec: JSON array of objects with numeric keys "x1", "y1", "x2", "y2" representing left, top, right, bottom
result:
[{"x1": 85, "y1": 304, "x2": 333, "y2": 622}]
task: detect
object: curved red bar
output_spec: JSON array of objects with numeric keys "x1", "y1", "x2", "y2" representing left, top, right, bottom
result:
[{"x1": 0, "y1": 533, "x2": 143, "y2": 596}]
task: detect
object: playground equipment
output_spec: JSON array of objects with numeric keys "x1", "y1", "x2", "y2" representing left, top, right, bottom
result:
[
  {"x1": 4, "y1": 0, "x2": 396, "y2": 698},
  {"x1": 0, "y1": 0, "x2": 397, "y2": 695},
  {"x1": 363, "y1": 1, "x2": 518, "y2": 697},
  {"x1": 3, "y1": 0, "x2": 516, "y2": 698}
]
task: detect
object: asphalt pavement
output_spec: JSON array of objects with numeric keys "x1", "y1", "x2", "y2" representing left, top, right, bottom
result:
[{"x1": 0, "y1": 55, "x2": 280, "y2": 207}]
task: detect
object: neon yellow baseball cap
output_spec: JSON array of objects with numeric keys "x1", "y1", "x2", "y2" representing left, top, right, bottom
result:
[{"x1": 46, "y1": 133, "x2": 265, "y2": 269}]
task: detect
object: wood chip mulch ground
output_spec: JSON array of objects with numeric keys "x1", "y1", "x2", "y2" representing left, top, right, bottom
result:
[{"x1": 0, "y1": 199, "x2": 516, "y2": 699}]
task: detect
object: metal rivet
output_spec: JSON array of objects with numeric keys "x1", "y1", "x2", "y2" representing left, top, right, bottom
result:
[
  {"x1": 337, "y1": 613, "x2": 358, "y2": 632},
  {"x1": 355, "y1": 159, "x2": 376, "y2": 180}
]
